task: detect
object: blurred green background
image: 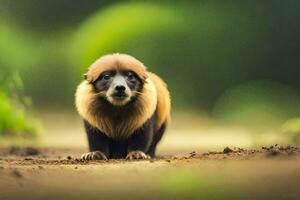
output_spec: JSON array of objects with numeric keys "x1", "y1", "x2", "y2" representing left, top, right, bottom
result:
[{"x1": 0, "y1": 0, "x2": 299, "y2": 146}]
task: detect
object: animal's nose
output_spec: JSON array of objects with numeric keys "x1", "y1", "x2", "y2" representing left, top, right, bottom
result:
[{"x1": 115, "y1": 85, "x2": 126, "y2": 92}]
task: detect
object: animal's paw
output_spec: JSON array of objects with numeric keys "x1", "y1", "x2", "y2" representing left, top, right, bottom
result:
[
  {"x1": 126, "y1": 150, "x2": 150, "y2": 160},
  {"x1": 81, "y1": 151, "x2": 108, "y2": 160}
]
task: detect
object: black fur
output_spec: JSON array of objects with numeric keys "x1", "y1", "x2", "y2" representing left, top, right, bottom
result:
[
  {"x1": 128, "y1": 113, "x2": 156, "y2": 153},
  {"x1": 83, "y1": 112, "x2": 166, "y2": 159},
  {"x1": 147, "y1": 123, "x2": 166, "y2": 157},
  {"x1": 84, "y1": 120, "x2": 110, "y2": 157}
]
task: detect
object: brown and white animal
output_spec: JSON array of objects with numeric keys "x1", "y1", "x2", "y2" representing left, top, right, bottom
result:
[{"x1": 75, "y1": 54, "x2": 171, "y2": 160}]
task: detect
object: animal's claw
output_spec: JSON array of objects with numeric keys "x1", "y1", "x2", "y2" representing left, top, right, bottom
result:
[
  {"x1": 126, "y1": 151, "x2": 150, "y2": 160},
  {"x1": 81, "y1": 151, "x2": 108, "y2": 160}
]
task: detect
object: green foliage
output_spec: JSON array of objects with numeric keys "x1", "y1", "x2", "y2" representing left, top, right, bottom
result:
[
  {"x1": 71, "y1": 1, "x2": 300, "y2": 108},
  {"x1": 213, "y1": 81, "x2": 300, "y2": 130},
  {"x1": 0, "y1": 73, "x2": 39, "y2": 137},
  {"x1": 71, "y1": 2, "x2": 181, "y2": 71},
  {"x1": 0, "y1": 20, "x2": 75, "y2": 105},
  {"x1": 1, "y1": 1, "x2": 300, "y2": 113}
]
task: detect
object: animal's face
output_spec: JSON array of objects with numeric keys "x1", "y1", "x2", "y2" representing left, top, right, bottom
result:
[{"x1": 92, "y1": 70, "x2": 142, "y2": 106}]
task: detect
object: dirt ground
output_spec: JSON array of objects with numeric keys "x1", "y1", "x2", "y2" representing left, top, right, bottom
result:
[{"x1": 0, "y1": 145, "x2": 299, "y2": 200}]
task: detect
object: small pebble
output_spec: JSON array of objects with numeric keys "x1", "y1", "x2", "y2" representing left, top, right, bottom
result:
[
  {"x1": 268, "y1": 148, "x2": 281, "y2": 156},
  {"x1": 189, "y1": 151, "x2": 197, "y2": 158},
  {"x1": 223, "y1": 147, "x2": 234, "y2": 154}
]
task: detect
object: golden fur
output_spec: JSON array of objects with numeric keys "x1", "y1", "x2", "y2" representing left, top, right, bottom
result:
[
  {"x1": 75, "y1": 54, "x2": 171, "y2": 140},
  {"x1": 147, "y1": 72, "x2": 171, "y2": 130}
]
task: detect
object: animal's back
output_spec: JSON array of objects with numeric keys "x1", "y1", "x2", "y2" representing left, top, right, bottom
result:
[{"x1": 147, "y1": 72, "x2": 171, "y2": 131}]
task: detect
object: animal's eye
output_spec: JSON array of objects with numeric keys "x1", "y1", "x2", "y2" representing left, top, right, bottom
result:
[
  {"x1": 127, "y1": 72, "x2": 135, "y2": 81},
  {"x1": 102, "y1": 74, "x2": 111, "y2": 80}
]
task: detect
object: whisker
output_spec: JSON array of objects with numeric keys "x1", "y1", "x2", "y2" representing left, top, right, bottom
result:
[
  {"x1": 92, "y1": 91, "x2": 106, "y2": 96},
  {"x1": 134, "y1": 91, "x2": 143, "y2": 95}
]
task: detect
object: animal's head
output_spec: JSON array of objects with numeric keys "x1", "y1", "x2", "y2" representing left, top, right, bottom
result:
[{"x1": 84, "y1": 54, "x2": 148, "y2": 106}]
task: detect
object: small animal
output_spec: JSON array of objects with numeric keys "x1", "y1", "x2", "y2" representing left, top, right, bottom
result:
[{"x1": 75, "y1": 54, "x2": 171, "y2": 160}]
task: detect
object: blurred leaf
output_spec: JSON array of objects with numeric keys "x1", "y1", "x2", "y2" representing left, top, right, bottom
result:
[{"x1": 0, "y1": 76, "x2": 40, "y2": 137}]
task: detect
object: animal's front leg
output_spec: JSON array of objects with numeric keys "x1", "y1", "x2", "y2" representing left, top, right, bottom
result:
[
  {"x1": 81, "y1": 120, "x2": 109, "y2": 160},
  {"x1": 126, "y1": 119, "x2": 154, "y2": 160}
]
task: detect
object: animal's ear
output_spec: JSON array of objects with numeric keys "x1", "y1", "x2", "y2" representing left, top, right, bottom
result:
[
  {"x1": 141, "y1": 73, "x2": 148, "y2": 82},
  {"x1": 133, "y1": 66, "x2": 148, "y2": 82},
  {"x1": 83, "y1": 72, "x2": 96, "y2": 83}
]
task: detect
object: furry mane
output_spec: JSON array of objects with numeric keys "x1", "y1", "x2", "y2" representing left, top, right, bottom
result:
[{"x1": 75, "y1": 78, "x2": 157, "y2": 139}]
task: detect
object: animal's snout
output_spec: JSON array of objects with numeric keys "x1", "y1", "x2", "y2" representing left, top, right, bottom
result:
[{"x1": 115, "y1": 85, "x2": 126, "y2": 93}]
